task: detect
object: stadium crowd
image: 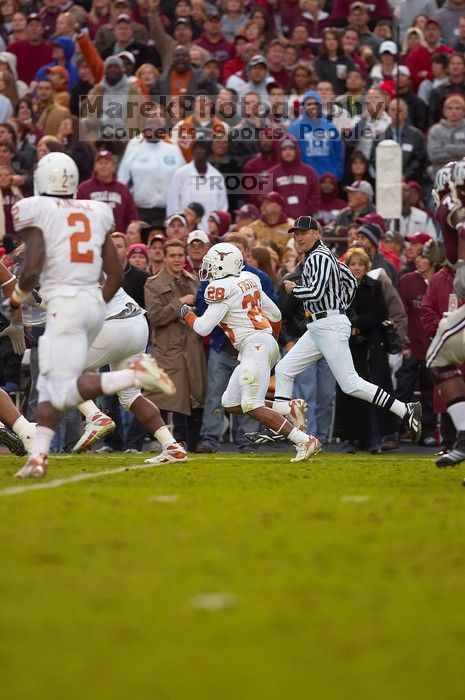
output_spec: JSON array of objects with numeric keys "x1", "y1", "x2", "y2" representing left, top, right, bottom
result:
[{"x1": 0, "y1": 0, "x2": 464, "y2": 456}]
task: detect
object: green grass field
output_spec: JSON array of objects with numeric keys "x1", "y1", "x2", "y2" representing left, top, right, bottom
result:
[{"x1": 1, "y1": 451, "x2": 465, "y2": 700}]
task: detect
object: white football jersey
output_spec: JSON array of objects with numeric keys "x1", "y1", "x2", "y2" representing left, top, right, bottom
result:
[
  {"x1": 13, "y1": 196, "x2": 115, "y2": 302},
  {"x1": 203, "y1": 270, "x2": 280, "y2": 350}
]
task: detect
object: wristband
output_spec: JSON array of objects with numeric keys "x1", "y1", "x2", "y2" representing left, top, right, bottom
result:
[{"x1": 10, "y1": 283, "x2": 29, "y2": 307}]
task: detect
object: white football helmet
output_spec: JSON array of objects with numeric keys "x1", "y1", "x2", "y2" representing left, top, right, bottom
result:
[
  {"x1": 432, "y1": 161, "x2": 455, "y2": 207},
  {"x1": 199, "y1": 242, "x2": 244, "y2": 281},
  {"x1": 34, "y1": 152, "x2": 79, "y2": 197}
]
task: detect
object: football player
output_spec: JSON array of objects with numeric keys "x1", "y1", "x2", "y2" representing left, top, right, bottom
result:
[
  {"x1": 433, "y1": 161, "x2": 462, "y2": 265},
  {"x1": 5, "y1": 152, "x2": 175, "y2": 478},
  {"x1": 180, "y1": 242, "x2": 321, "y2": 463}
]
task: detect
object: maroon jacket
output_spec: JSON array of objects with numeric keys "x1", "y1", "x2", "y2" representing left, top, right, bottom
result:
[
  {"x1": 397, "y1": 271, "x2": 430, "y2": 360},
  {"x1": 268, "y1": 134, "x2": 320, "y2": 218},
  {"x1": 330, "y1": 0, "x2": 392, "y2": 21},
  {"x1": 420, "y1": 267, "x2": 455, "y2": 339},
  {"x1": 8, "y1": 40, "x2": 53, "y2": 84},
  {"x1": 242, "y1": 142, "x2": 281, "y2": 206},
  {"x1": 77, "y1": 176, "x2": 138, "y2": 232},
  {"x1": 313, "y1": 172, "x2": 346, "y2": 225}
]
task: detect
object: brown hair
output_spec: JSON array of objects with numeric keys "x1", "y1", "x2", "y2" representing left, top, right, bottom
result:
[
  {"x1": 249, "y1": 245, "x2": 277, "y2": 283},
  {"x1": 163, "y1": 238, "x2": 186, "y2": 254},
  {"x1": 225, "y1": 233, "x2": 249, "y2": 252},
  {"x1": 0, "y1": 70, "x2": 17, "y2": 106}
]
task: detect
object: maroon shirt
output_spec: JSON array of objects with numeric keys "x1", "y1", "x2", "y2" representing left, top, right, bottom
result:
[
  {"x1": 8, "y1": 40, "x2": 53, "y2": 84},
  {"x1": 242, "y1": 148, "x2": 281, "y2": 206},
  {"x1": 397, "y1": 271, "x2": 430, "y2": 360},
  {"x1": 269, "y1": 67, "x2": 292, "y2": 90},
  {"x1": 77, "y1": 176, "x2": 138, "y2": 232},
  {"x1": 194, "y1": 34, "x2": 233, "y2": 80}
]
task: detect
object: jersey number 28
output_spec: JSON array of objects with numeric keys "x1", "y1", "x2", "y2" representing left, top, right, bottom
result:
[
  {"x1": 68, "y1": 213, "x2": 94, "y2": 264},
  {"x1": 242, "y1": 291, "x2": 269, "y2": 330}
]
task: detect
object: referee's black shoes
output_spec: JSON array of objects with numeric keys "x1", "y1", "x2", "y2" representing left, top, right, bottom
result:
[
  {"x1": 245, "y1": 427, "x2": 287, "y2": 448},
  {"x1": 405, "y1": 401, "x2": 422, "y2": 444},
  {"x1": 437, "y1": 431, "x2": 465, "y2": 468}
]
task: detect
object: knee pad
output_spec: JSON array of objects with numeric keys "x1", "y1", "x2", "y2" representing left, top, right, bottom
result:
[
  {"x1": 118, "y1": 386, "x2": 141, "y2": 410},
  {"x1": 48, "y1": 378, "x2": 82, "y2": 411},
  {"x1": 430, "y1": 365, "x2": 462, "y2": 386}
]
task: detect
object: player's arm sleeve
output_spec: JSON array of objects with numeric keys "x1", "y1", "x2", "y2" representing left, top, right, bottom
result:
[{"x1": 192, "y1": 301, "x2": 230, "y2": 336}]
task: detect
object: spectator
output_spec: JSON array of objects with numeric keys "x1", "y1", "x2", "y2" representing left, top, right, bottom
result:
[
  {"x1": 78, "y1": 149, "x2": 138, "y2": 230},
  {"x1": 334, "y1": 245, "x2": 396, "y2": 454},
  {"x1": 147, "y1": 233, "x2": 165, "y2": 276},
  {"x1": 94, "y1": 0, "x2": 148, "y2": 56},
  {"x1": 266, "y1": 38, "x2": 291, "y2": 90},
  {"x1": 369, "y1": 40, "x2": 398, "y2": 87},
  {"x1": 342, "y1": 26, "x2": 368, "y2": 73},
  {"x1": 373, "y1": 98, "x2": 426, "y2": 183},
  {"x1": 289, "y1": 23, "x2": 314, "y2": 62},
  {"x1": 33, "y1": 79, "x2": 70, "y2": 136},
  {"x1": 223, "y1": 36, "x2": 255, "y2": 82},
  {"x1": 230, "y1": 91, "x2": 267, "y2": 167},
  {"x1": 339, "y1": 2, "x2": 382, "y2": 53},
  {"x1": 36, "y1": 134, "x2": 64, "y2": 160},
  {"x1": 287, "y1": 90, "x2": 344, "y2": 179},
  {"x1": 334, "y1": 180, "x2": 376, "y2": 246},
  {"x1": 150, "y1": 45, "x2": 217, "y2": 100},
  {"x1": 429, "y1": 53, "x2": 465, "y2": 126},
  {"x1": 398, "y1": 1, "x2": 438, "y2": 41},
  {"x1": 207, "y1": 210, "x2": 231, "y2": 243},
  {"x1": 70, "y1": 58, "x2": 95, "y2": 117},
  {"x1": 397, "y1": 240, "x2": 446, "y2": 445},
  {"x1": 330, "y1": 0, "x2": 392, "y2": 28},
  {"x1": 394, "y1": 66, "x2": 428, "y2": 133},
  {"x1": 268, "y1": 135, "x2": 321, "y2": 219},
  {"x1": 389, "y1": 183, "x2": 437, "y2": 238},
  {"x1": 220, "y1": 0, "x2": 248, "y2": 43},
  {"x1": 406, "y1": 17, "x2": 454, "y2": 92},
  {"x1": 267, "y1": 82, "x2": 291, "y2": 130},
  {"x1": 353, "y1": 222, "x2": 397, "y2": 283},
  {"x1": 401, "y1": 232, "x2": 433, "y2": 275},
  {"x1": 174, "y1": 93, "x2": 227, "y2": 162},
  {"x1": 117, "y1": 108, "x2": 185, "y2": 222},
  {"x1": 167, "y1": 138, "x2": 228, "y2": 228},
  {"x1": 427, "y1": 94, "x2": 465, "y2": 179},
  {"x1": 401, "y1": 26, "x2": 427, "y2": 59},
  {"x1": 165, "y1": 213, "x2": 189, "y2": 243},
  {"x1": 194, "y1": 6, "x2": 233, "y2": 79},
  {"x1": 313, "y1": 27, "x2": 356, "y2": 95},
  {"x1": 235, "y1": 203, "x2": 260, "y2": 228},
  {"x1": 433, "y1": 0, "x2": 465, "y2": 47},
  {"x1": 35, "y1": 35, "x2": 78, "y2": 89},
  {"x1": 288, "y1": 62, "x2": 315, "y2": 119},
  {"x1": 0, "y1": 162, "x2": 21, "y2": 241},
  {"x1": 379, "y1": 229, "x2": 405, "y2": 273},
  {"x1": 0, "y1": 52, "x2": 28, "y2": 99},
  {"x1": 313, "y1": 172, "x2": 347, "y2": 226},
  {"x1": 315, "y1": 80, "x2": 352, "y2": 135},
  {"x1": 8, "y1": 11, "x2": 27, "y2": 46},
  {"x1": 110, "y1": 230, "x2": 149, "y2": 309},
  {"x1": 8, "y1": 14, "x2": 52, "y2": 85},
  {"x1": 227, "y1": 53, "x2": 272, "y2": 100},
  {"x1": 87, "y1": 0, "x2": 112, "y2": 40},
  {"x1": 454, "y1": 15, "x2": 465, "y2": 53},
  {"x1": 242, "y1": 128, "x2": 281, "y2": 206},
  {"x1": 55, "y1": 116, "x2": 94, "y2": 182},
  {"x1": 336, "y1": 67, "x2": 367, "y2": 118},
  {"x1": 101, "y1": 13, "x2": 156, "y2": 70},
  {"x1": 250, "y1": 191, "x2": 294, "y2": 246},
  {"x1": 126, "y1": 242, "x2": 149, "y2": 272},
  {"x1": 349, "y1": 85, "x2": 391, "y2": 160},
  {"x1": 184, "y1": 201, "x2": 205, "y2": 232},
  {"x1": 144, "y1": 238, "x2": 207, "y2": 452},
  {"x1": 298, "y1": 0, "x2": 330, "y2": 56},
  {"x1": 184, "y1": 229, "x2": 210, "y2": 275},
  {"x1": 417, "y1": 52, "x2": 449, "y2": 105}
]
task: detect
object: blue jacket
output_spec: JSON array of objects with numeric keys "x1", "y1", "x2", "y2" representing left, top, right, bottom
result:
[
  {"x1": 287, "y1": 90, "x2": 344, "y2": 180},
  {"x1": 35, "y1": 36, "x2": 79, "y2": 89},
  {"x1": 195, "y1": 264, "x2": 280, "y2": 352}
]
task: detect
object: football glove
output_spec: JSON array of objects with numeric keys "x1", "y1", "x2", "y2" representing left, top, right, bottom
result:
[
  {"x1": 179, "y1": 304, "x2": 195, "y2": 320},
  {"x1": 0, "y1": 318, "x2": 26, "y2": 355}
]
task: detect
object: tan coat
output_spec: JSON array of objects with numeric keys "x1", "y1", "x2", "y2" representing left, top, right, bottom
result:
[
  {"x1": 36, "y1": 101, "x2": 70, "y2": 136},
  {"x1": 250, "y1": 217, "x2": 294, "y2": 248},
  {"x1": 144, "y1": 268, "x2": 207, "y2": 415}
]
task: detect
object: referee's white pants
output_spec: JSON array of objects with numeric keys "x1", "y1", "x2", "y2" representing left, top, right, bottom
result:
[{"x1": 275, "y1": 314, "x2": 379, "y2": 403}]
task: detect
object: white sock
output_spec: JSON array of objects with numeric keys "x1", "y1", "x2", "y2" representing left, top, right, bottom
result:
[
  {"x1": 101, "y1": 369, "x2": 135, "y2": 395},
  {"x1": 30, "y1": 425, "x2": 54, "y2": 459},
  {"x1": 12, "y1": 415, "x2": 34, "y2": 439},
  {"x1": 391, "y1": 399, "x2": 408, "y2": 419},
  {"x1": 272, "y1": 400, "x2": 291, "y2": 416},
  {"x1": 154, "y1": 426, "x2": 175, "y2": 448},
  {"x1": 447, "y1": 402, "x2": 465, "y2": 431},
  {"x1": 287, "y1": 427, "x2": 309, "y2": 445},
  {"x1": 78, "y1": 400, "x2": 99, "y2": 421}
]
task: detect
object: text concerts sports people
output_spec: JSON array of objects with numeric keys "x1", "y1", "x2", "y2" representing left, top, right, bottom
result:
[
  {"x1": 180, "y1": 242, "x2": 321, "y2": 462},
  {"x1": 6, "y1": 152, "x2": 175, "y2": 478},
  {"x1": 248, "y1": 216, "x2": 422, "y2": 447}
]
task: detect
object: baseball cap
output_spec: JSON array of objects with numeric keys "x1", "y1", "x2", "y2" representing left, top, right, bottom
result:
[
  {"x1": 262, "y1": 191, "x2": 286, "y2": 208},
  {"x1": 116, "y1": 13, "x2": 131, "y2": 23},
  {"x1": 95, "y1": 149, "x2": 114, "y2": 161},
  {"x1": 46, "y1": 65, "x2": 69, "y2": 80},
  {"x1": 425, "y1": 18, "x2": 441, "y2": 28},
  {"x1": 206, "y1": 8, "x2": 221, "y2": 19},
  {"x1": 127, "y1": 243, "x2": 148, "y2": 260},
  {"x1": 117, "y1": 51, "x2": 135, "y2": 64},
  {"x1": 356, "y1": 213, "x2": 387, "y2": 232},
  {"x1": 421, "y1": 239, "x2": 446, "y2": 264},
  {"x1": 289, "y1": 216, "x2": 320, "y2": 233},
  {"x1": 378, "y1": 79, "x2": 396, "y2": 98},
  {"x1": 281, "y1": 138, "x2": 296, "y2": 150},
  {"x1": 357, "y1": 223, "x2": 383, "y2": 248},
  {"x1": 379, "y1": 40, "x2": 398, "y2": 56},
  {"x1": 383, "y1": 230, "x2": 405, "y2": 248},
  {"x1": 175, "y1": 17, "x2": 192, "y2": 27},
  {"x1": 393, "y1": 65, "x2": 411, "y2": 78},
  {"x1": 404, "y1": 232, "x2": 433, "y2": 245},
  {"x1": 187, "y1": 230, "x2": 210, "y2": 245},
  {"x1": 235, "y1": 203, "x2": 260, "y2": 220},
  {"x1": 26, "y1": 13, "x2": 42, "y2": 23},
  {"x1": 345, "y1": 180, "x2": 374, "y2": 201},
  {"x1": 248, "y1": 54, "x2": 267, "y2": 68},
  {"x1": 165, "y1": 213, "x2": 187, "y2": 227},
  {"x1": 350, "y1": 1, "x2": 368, "y2": 11}
]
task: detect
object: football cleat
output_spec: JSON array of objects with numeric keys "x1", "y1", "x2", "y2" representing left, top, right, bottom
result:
[
  {"x1": 15, "y1": 454, "x2": 48, "y2": 478},
  {"x1": 0, "y1": 424, "x2": 27, "y2": 456},
  {"x1": 144, "y1": 442, "x2": 188, "y2": 464},
  {"x1": 288, "y1": 398, "x2": 308, "y2": 432},
  {"x1": 290, "y1": 436, "x2": 321, "y2": 463},
  {"x1": 405, "y1": 401, "x2": 422, "y2": 444},
  {"x1": 72, "y1": 412, "x2": 116, "y2": 453},
  {"x1": 436, "y1": 431, "x2": 465, "y2": 467},
  {"x1": 245, "y1": 426, "x2": 287, "y2": 448},
  {"x1": 129, "y1": 354, "x2": 176, "y2": 395}
]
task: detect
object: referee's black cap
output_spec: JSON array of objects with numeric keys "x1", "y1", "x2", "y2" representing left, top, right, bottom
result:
[{"x1": 289, "y1": 216, "x2": 319, "y2": 233}]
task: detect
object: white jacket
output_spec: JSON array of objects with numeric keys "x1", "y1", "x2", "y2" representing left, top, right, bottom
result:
[
  {"x1": 389, "y1": 206, "x2": 437, "y2": 238},
  {"x1": 117, "y1": 137, "x2": 185, "y2": 208},
  {"x1": 166, "y1": 161, "x2": 229, "y2": 228}
]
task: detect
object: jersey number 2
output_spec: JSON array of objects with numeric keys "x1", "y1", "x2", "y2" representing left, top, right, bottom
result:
[
  {"x1": 242, "y1": 291, "x2": 269, "y2": 330},
  {"x1": 68, "y1": 213, "x2": 94, "y2": 264}
]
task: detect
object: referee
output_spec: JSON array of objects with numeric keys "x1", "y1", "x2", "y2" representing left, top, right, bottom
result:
[{"x1": 258, "y1": 216, "x2": 422, "y2": 444}]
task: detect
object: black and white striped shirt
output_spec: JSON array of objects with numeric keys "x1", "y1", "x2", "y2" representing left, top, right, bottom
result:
[{"x1": 293, "y1": 240, "x2": 357, "y2": 314}]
